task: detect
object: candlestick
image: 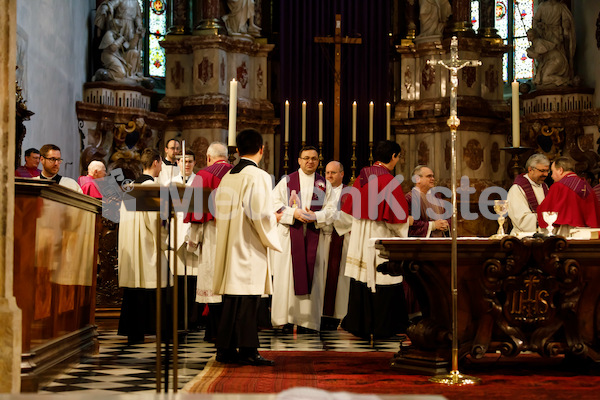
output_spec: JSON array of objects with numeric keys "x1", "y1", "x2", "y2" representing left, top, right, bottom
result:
[
  {"x1": 386, "y1": 102, "x2": 391, "y2": 140},
  {"x1": 284, "y1": 100, "x2": 290, "y2": 142},
  {"x1": 181, "y1": 140, "x2": 186, "y2": 182},
  {"x1": 511, "y1": 81, "x2": 520, "y2": 148},
  {"x1": 302, "y1": 101, "x2": 307, "y2": 143},
  {"x1": 283, "y1": 141, "x2": 289, "y2": 175},
  {"x1": 350, "y1": 141, "x2": 357, "y2": 185},
  {"x1": 352, "y1": 101, "x2": 357, "y2": 142},
  {"x1": 318, "y1": 141, "x2": 324, "y2": 176},
  {"x1": 228, "y1": 79, "x2": 238, "y2": 147},
  {"x1": 318, "y1": 101, "x2": 323, "y2": 142},
  {"x1": 369, "y1": 101, "x2": 374, "y2": 142}
]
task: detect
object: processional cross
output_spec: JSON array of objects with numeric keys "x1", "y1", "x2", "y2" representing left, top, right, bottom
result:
[
  {"x1": 427, "y1": 36, "x2": 482, "y2": 386},
  {"x1": 314, "y1": 14, "x2": 362, "y2": 161}
]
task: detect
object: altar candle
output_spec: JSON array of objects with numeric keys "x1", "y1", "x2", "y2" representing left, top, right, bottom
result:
[
  {"x1": 301, "y1": 101, "x2": 307, "y2": 142},
  {"x1": 284, "y1": 100, "x2": 290, "y2": 142},
  {"x1": 511, "y1": 81, "x2": 520, "y2": 148},
  {"x1": 318, "y1": 101, "x2": 323, "y2": 142},
  {"x1": 352, "y1": 101, "x2": 357, "y2": 142},
  {"x1": 386, "y1": 102, "x2": 391, "y2": 140},
  {"x1": 228, "y1": 79, "x2": 238, "y2": 146},
  {"x1": 369, "y1": 101, "x2": 374, "y2": 142}
]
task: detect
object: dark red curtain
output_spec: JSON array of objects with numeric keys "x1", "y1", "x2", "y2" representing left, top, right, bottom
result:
[{"x1": 279, "y1": 0, "x2": 392, "y2": 181}]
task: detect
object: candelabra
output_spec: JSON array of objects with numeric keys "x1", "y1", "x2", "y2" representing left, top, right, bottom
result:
[
  {"x1": 500, "y1": 146, "x2": 532, "y2": 179},
  {"x1": 318, "y1": 141, "x2": 324, "y2": 176},
  {"x1": 350, "y1": 141, "x2": 357, "y2": 184},
  {"x1": 368, "y1": 141, "x2": 374, "y2": 166},
  {"x1": 283, "y1": 141, "x2": 289, "y2": 175}
]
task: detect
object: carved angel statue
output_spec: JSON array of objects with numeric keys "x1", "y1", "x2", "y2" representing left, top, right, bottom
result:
[
  {"x1": 222, "y1": 0, "x2": 261, "y2": 37},
  {"x1": 417, "y1": 0, "x2": 452, "y2": 38},
  {"x1": 530, "y1": 0, "x2": 575, "y2": 87}
]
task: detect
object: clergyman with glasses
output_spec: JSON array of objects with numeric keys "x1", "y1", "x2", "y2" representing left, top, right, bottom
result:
[
  {"x1": 270, "y1": 145, "x2": 335, "y2": 334},
  {"x1": 34, "y1": 144, "x2": 82, "y2": 193},
  {"x1": 507, "y1": 153, "x2": 550, "y2": 234}
]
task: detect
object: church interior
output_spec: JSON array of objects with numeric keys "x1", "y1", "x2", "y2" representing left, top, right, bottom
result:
[{"x1": 2, "y1": 0, "x2": 600, "y2": 397}]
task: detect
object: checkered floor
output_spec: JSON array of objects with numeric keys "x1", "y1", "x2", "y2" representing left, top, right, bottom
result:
[{"x1": 38, "y1": 328, "x2": 404, "y2": 395}]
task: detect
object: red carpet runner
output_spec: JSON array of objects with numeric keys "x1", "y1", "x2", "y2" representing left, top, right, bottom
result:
[{"x1": 183, "y1": 351, "x2": 600, "y2": 399}]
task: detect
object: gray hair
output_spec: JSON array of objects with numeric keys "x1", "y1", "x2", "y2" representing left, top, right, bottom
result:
[
  {"x1": 326, "y1": 160, "x2": 344, "y2": 173},
  {"x1": 411, "y1": 165, "x2": 429, "y2": 178},
  {"x1": 87, "y1": 160, "x2": 105, "y2": 175},
  {"x1": 207, "y1": 141, "x2": 228, "y2": 158},
  {"x1": 525, "y1": 153, "x2": 550, "y2": 169}
]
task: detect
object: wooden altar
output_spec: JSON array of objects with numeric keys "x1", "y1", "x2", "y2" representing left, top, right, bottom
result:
[
  {"x1": 14, "y1": 179, "x2": 102, "y2": 391},
  {"x1": 376, "y1": 236, "x2": 600, "y2": 374}
]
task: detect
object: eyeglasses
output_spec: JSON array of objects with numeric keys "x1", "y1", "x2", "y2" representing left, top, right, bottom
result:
[
  {"x1": 531, "y1": 166, "x2": 549, "y2": 173},
  {"x1": 300, "y1": 157, "x2": 319, "y2": 162},
  {"x1": 42, "y1": 157, "x2": 63, "y2": 164}
]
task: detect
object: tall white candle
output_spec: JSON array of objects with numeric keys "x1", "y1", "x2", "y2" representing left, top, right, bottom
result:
[
  {"x1": 318, "y1": 101, "x2": 323, "y2": 142},
  {"x1": 228, "y1": 79, "x2": 238, "y2": 146},
  {"x1": 511, "y1": 81, "x2": 520, "y2": 148},
  {"x1": 386, "y1": 102, "x2": 391, "y2": 140},
  {"x1": 369, "y1": 101, "x2": 374, "y2": 142},
  {"x1": 284, "y1": 100, "x2": 290, "y2": 142},
  {"x1": 352, "y1": 101, "x2": 357, "y2": 142},
  {"x1": 301, "y1": 101, "x2": 307, "y2": 143}
]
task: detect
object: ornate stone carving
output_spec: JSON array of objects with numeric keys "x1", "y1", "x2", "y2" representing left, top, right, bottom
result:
[
  {"x1": 463, "y1": 139, "x2": 483, "y2": 170},
  {"x1": 256, "y1": 65, "x2": 264, "y2": 90},
  {"x1": 192, "y1": 136, "x2": 210, "y2": 169},
  {"x1": 533, "y1": 124, "x2": 564, "y2": 160},
  {"x1": 404, "y1": 65, "x2": 413, "y2": 96},
  {"x1": 484, "y1": 64, "x2": 498, "y2": 93},
  {"x1": 421, "y1": 63, "x2": 435, "y2": 91},
  {"x1": 461, "y1": 66, "x2": 477, "y2": 88},
  {"x1": 171, "y1": 61, "x2": 184, "y2": 89},
  {"x1": 96, "y1": 217, "x2": 122, "y2": 308},
  {"x1": 491, "y1": 142, "x2": 500, "y2": 173},
  {"x1": 220, "y1": 57, "x2": 226, "y2": 85},
  {"x1": 198, "y1": 57, "x2": 214, "y2": 85},
  {"x1": 237, "y1": 61, "x2": 249, "y2": 89},
  {"x1": 417, "y1": 141, "x2": 429, "y2": 166}
]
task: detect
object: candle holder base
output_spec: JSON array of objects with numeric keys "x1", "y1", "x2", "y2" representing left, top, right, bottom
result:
[
  {"x1": 318, "y1": 141, "x2": 324, "y2": 176},
  {"x1": 500, "y1": 146, "x2": 533, "y2": 179},
  {"x1": 227, "y1": 145, "x2": 237, "y2": 165},
  {"x1": 350, "y1": 141, "x2": 357, "y2": 185}
]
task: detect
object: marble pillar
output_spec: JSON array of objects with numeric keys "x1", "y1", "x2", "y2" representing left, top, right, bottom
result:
[
  {"x1": 450, "y1": 0, "x2": 475, "y2": 34},
  {"x1": 479, "y1": 0, "x2": 499, "y2": 38},
  {"x1": 404, "y1": 0, "x2": 417, "y2": 43},
  {"x1": 0, "y1": 0, "x2": 23, "y2": 393},
  {"x1": 168, "y1": 0, "x2": 192, "y2": 35},
  {"x1": 195, "y1": 0, "x2": 223, "y2": 35}
]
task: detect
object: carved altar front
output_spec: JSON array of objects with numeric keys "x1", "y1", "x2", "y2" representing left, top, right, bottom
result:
[{"x1": 376, "y1": 236, "x2": 600, "y2": 374}]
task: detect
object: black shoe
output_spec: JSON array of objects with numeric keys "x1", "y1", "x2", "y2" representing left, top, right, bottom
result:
[
  {"x1": 216, "y1": 349, "x2": 239, "y2": 364},
  {"x1": 238, "y1": 353, "x2": 275, "y2": 366},
  {"x1": 277, "y1": 323, "x2": 294, "y2": 334},
  {"x1": 296, "y1": 326, "x2": 319, "y2": 334}
]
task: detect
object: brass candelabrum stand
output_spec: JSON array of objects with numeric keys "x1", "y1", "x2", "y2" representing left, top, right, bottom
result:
[
  {"x1": 350, "y1": 141, "x2": 357, "y2": 184},
  {"x1": 227, "y1": 145, "x2": 237, "y2": 165},
  {"x1": 283, "y1": 141, "x2": 289, "y2": 175},
  {"x1": 368, "y1": 141, "x2": 374, "y2": 166},
  {"x1": 318, "y1": 141, "x2": 324, "y2": 176},
  {"x1": 500, "y1": 146, "x2": 533, "y2": 179}
]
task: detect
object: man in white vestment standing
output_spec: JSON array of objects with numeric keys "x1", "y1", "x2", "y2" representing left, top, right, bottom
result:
[
  {"x1": 184, "y1": 142, "x2": 233, "y2": 341},
  {"x1": 212, "y1": 129, "x2": 281, "y2": 366},
  {"x1": 271, "y1": 146, "x2": 334, "y2": 333},
  {"x1": 317, "y1": 161, "x2": 352, "y2": 330},
  {"x1": 158, "y1": 138, "x2": 180, "y2": 185},
  {"x1": 507, "y1": 153, "x2": 550, "y2": 234},
  {"x1": 35, "y1": 144, "x2": 83, "y2": 193},
  {"x1": 118, "y1": 148, "x2": 169, "y2": 344}
]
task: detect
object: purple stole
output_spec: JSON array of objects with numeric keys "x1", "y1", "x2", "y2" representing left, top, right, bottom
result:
[
  {"x1": 513, "y1": 173, "x2": 549, "y2": 212},
  {"x1": 205, "y1": 161, "x2": 232, "y2": 180},
  {"x1": 559, "y1": 173, "x2": 591, "y2": 199},
  {"x1": 288, "y1": 171, "x2": 325, "y2": 296}
]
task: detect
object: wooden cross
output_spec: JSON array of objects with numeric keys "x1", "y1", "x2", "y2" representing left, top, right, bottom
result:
[{"x1": 314, "y1": 14, "x2": 362, "y2": 161}]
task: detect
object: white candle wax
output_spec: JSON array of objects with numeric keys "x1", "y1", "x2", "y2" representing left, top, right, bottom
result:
[
  {"x1": 318, "y1": 101, "x2": 323, "y2": 142},
  {"x1": 352, "y1": 101, "x2": 357, "y2": 142},
  {"x1": 228, "y1": 79, "x2": 238, "y2": 147},
  {"x1": 284, "y1": 100, "x2": 290, "y2": 142},
  {"x1": 302, "y1": 101, "x2": 307, "y2": 143},
  {"x1": 369, "y1": 101, "x2": 374, "y2": 142},
  {"x1": 386, "y1": 102, "x2": 391, "y2": 140},
  {"x1": 511, "y1": 81, "x2": 520, "y2": 148}
]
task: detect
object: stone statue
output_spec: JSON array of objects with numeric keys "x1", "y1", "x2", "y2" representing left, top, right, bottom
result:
[
  {"x1": 526, "y1": 28, "x2": 569, "y2": 87},
  {"x1": 222, "y1": 0, "x2": 261, "y2": 37},
  {"x1": 417, "y1": 0, "x2": 452, "y2": 38},
  {"x1": 93, "y1": 0, "x2": 144, "y2": 83},
  {"x1": 531, "y1": 0, "x2": 575, "y2": 87}
]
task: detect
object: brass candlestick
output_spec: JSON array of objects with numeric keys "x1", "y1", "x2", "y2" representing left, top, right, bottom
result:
[
  {"x1": 368, "y1": 141, "x2": 374, "y2": 166},
  {"x1": 318, "y1": 141, "x2": 324, "y2": 176},
  {"x1": 350, "y1": 141, "x2": 357, "y2": 184},
  {"x1": 227, "y1": 145, "x2": 237, "y2": 165},
  {"x1": 500, "y1": 146, "x2": 533, "y2": 179},
  {"x1": 283, "y1": 141, "x2": 290, "y2": 175}
]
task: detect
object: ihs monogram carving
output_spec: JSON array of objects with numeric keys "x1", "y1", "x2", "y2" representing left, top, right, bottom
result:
[
  {"x1": 485, "y1": 65, "x2": 499, "y2": 93},
  {"x1": 171, "y1": 61, "x2": 184, "y2": 89},
  {"x1": 257, "y1": 65, "x2": 264, "y2": 91},
  {"x1": 461, "y1": 66, "x2": 477, "y2": 88},
  {"x1": 417, "y1": 141, "x2": 430, "y2": 166},
  {"x1": 464, "y1": 139, "x2": 483, "y2": 170},
  {"x1": 198, "y1": 57, "x2": 213, "y2": 85},
  {"x1": 220, "y1": 58, "x2": 226, "y2": 85},
  {"x1": 237, "y1": 61, "x2": 249, "y2": 89},
  {"x1": 422, "y1": 63, "x2": 435, "y2": 91}
]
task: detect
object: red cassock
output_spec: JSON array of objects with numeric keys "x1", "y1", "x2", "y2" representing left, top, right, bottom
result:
[{"x1": 537, "y1": 172, "x2": 600, "y2": 229}]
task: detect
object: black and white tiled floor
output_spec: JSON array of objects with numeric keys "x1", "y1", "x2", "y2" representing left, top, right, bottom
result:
[{"x1": 38, "y1": 328, "x2": 404, "y2": 395}]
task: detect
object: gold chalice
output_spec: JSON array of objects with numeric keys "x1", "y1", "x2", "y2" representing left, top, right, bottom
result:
[{"x1": 490, "y1": 199, "x2": 509, "y2": 239}]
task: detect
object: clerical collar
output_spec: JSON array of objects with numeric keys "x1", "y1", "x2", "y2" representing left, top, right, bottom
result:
[
  {"x1": 240, "y1": 157, "x2": 257, "y2": 166},
  {"x1": 525, "y1": 174, "x2": 543, "y2": 188},
  {"x1": 373, "y1": 161, "x2": 390, "y2": 172},
  {"x1": 40, "y1": 173, "x2": 61, "y2": 184},
  {"x1": 163, "y1": 159, "x2": 177, "y2": 166}
]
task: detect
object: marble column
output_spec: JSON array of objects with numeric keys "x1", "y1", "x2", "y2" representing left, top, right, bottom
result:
[
  {"x1": 479, "y1": 0, "x2": 499, "y2": 38},
  {"x1": 168, "y1": 0, "x2": 192, "y2": 35},
  {"x1": 194, "y1": 0, "x2": 223, "y2": 35},
  {"x1": 450, "y1": 0, "x2": 475, "y2": 34},
  {"x1": 405, "y1": 0, "x2": 417, "y2": 41},
  {"x1": 0, "y1": 0, "x2": 23, "y2": 393}
]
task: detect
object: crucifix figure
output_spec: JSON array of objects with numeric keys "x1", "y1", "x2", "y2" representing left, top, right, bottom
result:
[
  {"x1": 427, "y1": 36, "x2": 482, "y2": 386},
  {"x1": 314, "y1": 14, "x2": 362, "y2": 160}
]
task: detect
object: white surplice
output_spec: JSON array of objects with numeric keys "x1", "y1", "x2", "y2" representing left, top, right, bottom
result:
[
  {"x1": 507, "y1": 175, "x2": 546, "y2": 234},
  {"x1": 270, "y1": 170, "x2": 335, "y2": 331},
  {"x1": 118, "y1": 178, "x2": 169, "y2": 289},
  {"x1": 168, "y1": 174, "x2": 198, "y2": 277},
  {"x1": 212, "y1": 160, "x2": 282, "y2": 296},
  {"x1": 314, "y1": 184, "x2": 352, "y2": 320}
]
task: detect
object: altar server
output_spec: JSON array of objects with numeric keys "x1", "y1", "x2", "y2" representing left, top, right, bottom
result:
[{"x1": 35, "y1": 144, "x2": 82, "y2": 193}]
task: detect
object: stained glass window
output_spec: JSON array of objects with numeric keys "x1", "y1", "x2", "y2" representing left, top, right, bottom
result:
[
  {"x1": 138, "y1": 0, "x2": 167, "y2": 78},
  {"x1": 471, "y1": 0, "x2": 534, "y2": 82}
]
